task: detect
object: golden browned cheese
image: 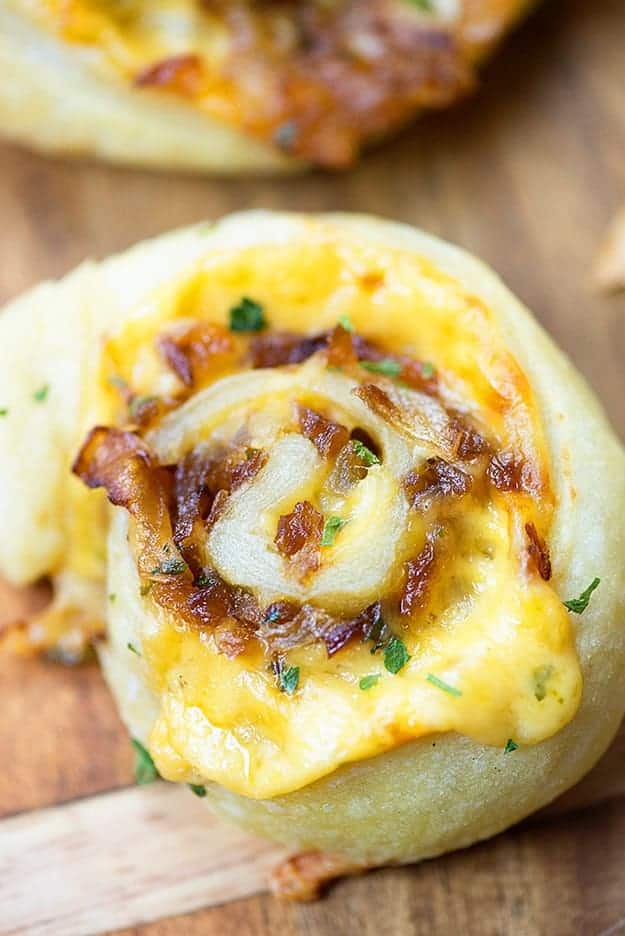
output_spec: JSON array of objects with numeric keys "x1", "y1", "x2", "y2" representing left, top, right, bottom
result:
[{"x1": 29, "y1": 0, "x2": 533, "y2": 166}]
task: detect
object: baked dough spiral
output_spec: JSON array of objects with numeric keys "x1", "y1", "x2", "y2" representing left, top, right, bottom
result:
[
  {"x1": 0, "y1": 0, "x2": 533, "y2": 172},
  {"x1": 0, "y1": 212, "x2": 623, "y2": 874}
]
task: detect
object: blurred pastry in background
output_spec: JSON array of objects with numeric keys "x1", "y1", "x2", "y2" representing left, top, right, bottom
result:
[
  {"x1": 0, "y1": 0, "x2": 533, "y2": 173},
  {"x1": 595, "y1": 205, "x2": 625, "y2": 292}
]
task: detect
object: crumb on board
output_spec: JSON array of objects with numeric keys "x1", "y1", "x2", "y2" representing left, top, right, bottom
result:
[{"x1": 269, "y1": 850, "x2": 367, "y2": 901}]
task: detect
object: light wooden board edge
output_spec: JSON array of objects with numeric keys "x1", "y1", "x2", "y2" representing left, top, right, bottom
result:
[
  {"x1": 1, "y1": 721, "x2": 624, "y2": 936},
  {"x1": 0, "y1": 783, "x2": 287, "y2": 936}
]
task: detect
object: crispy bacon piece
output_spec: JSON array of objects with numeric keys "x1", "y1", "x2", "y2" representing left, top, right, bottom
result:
[
  {"x1": 150, "y1": 570, "x2": 262, "y2": 644},
  {"x1": 198, "y1": 445, "x2": 267, "y2": 494},
  {"x1": 73, "y1": 427, "x2": 180, "y2": 581},
  {"x1": 172, "y1": 448, "x2": 215, "y2": 552},
  {"x1": 270, "y1": 850, "x2": 365, "y2": 901},
  {"x1": 353, "y1": 382, "x2": 401, "y2": 423},
  {"x1": 325, "y1": 324, "x2": 357, "y2": 368},
  {"x1": 259, "y1": 600, "x2": 383, "y2": 658},
  {"x1": 205, "y1": 488, "x2": 229, "y2": 528},
  {"x1": 171, "y1": 445, "x2": 266, "y2": 568},
  {"x1": 449, "y1": 413, "x2": 490, "y2": 461},
  {"x1": 400, "y1": 541, "x2": 436, "y2": 616},
  {"x1": 230, "y1": 448, "x2": 267, "y2": 490},
  {"x1": 275, "y1": 501, "x2": 324, "y2": 579},
  {"x1": 260, "y1": 603, "x2": 333, "y2": 655},
  {"x1": 297, "y1": 405, "x2": 350, "y2": 459},
  {"x1": 250, "y1": 331, "x2": 329, "y2": 368},
  {"x1": 397, "y1": 358, "x2": 439, "y2": 396},
  {"x1": 152, "y1": 575, "x2": 228, "y2": 629},
  {"x1": 404, "y1": 458, "x2": 471, "y2": 509},
  {"x1": 159, "y1": 323, "x2": 235, "y2": 388},
  {"x1": 249, "y1": 327, "x2": 399, "y2": 372},
  {"x1": 72, "y1": 426, "x2": 151, "y2": 495},
  {"x1": 135, "y1": 54, "x2": 204, "y2": 96},
  {"x1": 525, "y1": 521, "x2": 552, "y2": 582},
  {"x1": 275, "y1": 502, "x2": 323, "y2": 557},
  {"x1": 73, "y1": 427, "x2": 264, "y2": 650},
  {"x1": 72, "y1": 426, "x2": 168, "y2": 523},
  {"x1": 323, "y1": 601, "x2": 383, "y2": 657},
  {"x1": 249, "y1": 328, "x2": 436, "y2": 401},
  {"x1": 487, "y1": 450, "x2": 538, "y2": 495}
]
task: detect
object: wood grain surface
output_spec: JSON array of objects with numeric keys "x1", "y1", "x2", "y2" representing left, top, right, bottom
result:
[{"x1": 1, "y1": 0, "x2": 625, "y2": 933}]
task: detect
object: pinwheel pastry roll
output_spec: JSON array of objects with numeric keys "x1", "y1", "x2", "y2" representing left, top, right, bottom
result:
[
  {"x1": 1, "y1": 0, "x2": 533, "y2": 172},
  {"x1": 0, "y1": 213, "x2": 624, "y2": 895}
]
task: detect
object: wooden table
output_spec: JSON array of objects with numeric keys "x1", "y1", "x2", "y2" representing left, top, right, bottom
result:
[{"x1": 1, "y1": 0, "x2": 625, "y2": 933}]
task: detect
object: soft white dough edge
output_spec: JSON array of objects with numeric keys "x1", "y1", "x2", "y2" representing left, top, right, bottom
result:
[
  {"x1": 4, "y1": 210, "x2": 624, "y2": 865},
  {"x1": 0, "y1": 5, "x2": 300, "y2": 175}
]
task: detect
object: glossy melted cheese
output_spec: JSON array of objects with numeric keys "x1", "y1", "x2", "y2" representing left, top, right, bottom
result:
[{"x1": 92, "y1": 234, "x2": 583, "y2": 799}]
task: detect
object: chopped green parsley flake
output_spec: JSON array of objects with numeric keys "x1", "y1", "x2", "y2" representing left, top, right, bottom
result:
[
  {"x1": 131, "y1": 739, "x2": 160, "y2": 785},
  {"x1": 151, "y1": 558, "x2": 188, "y2": 576},
  {"x1": 188, "y1": 784, "x2": 207, "y2": 797},
  {"x1": 108, "y1": 374, "x2": 129, "y2": 392},
  {"x1": 384, "y1": 637, "x2": 411, "y2": 675},
  {"x1": 229, "y1": 297, "x2": 266, "y2": 333},
  {"x1": 504, "y1": 739, "x2": 519, "y2": 754},
  {"x1": 108, "y1": 593, "x2": 116, "y2": 603},
  {"x1": 352, "y1": 439, "x2": 380, "y2": 466},
  {"x1": 0, "y1": 408, "x2": 8, "y2": 417},
  {"x1": 127, "y1": 642, "x2": 141, "y2": 656},
  {"x1": 274, "y1": 121, "x2": 298, "y2": 149},
  {"x1": 564, "y1": 577, "x2": 601, "y2": 614},
  {"x1": 359, "y1": 674, "x2": 381, "y2": 691},
  {"x1": 279, "y1": 665, "x2": 300, "y2": 696},
  {"x1": 338, "y1": 314, "x2": 354, "y2": 333},
  {"x1": 426, "y1": 673, "x2": 462, "y2": 697},
  {"x1": 360, "y1": 358, "x2": 402, "y2": 377},
  {"x1": 407, "y1": 0, "x2": 433, "y2": 9},
  {"x1": 33, "y1": 384, "x2": 49, "y2": 403},
  {"x1": 321, "y1": 516, "x2": 348, "y2": 547},
  {"x1": 129, "y1": 395, "x2": 157, "y2": 418},
  {"x1": 533, "y1": 665, "x2": 553, "y2": 702},
  {"x1": 421, "y1": 361, "x2": 435, "y2": 380}
]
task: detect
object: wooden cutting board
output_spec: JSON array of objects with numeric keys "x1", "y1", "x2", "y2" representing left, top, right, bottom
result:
[{"x1": 1, "y1": 1, "x2": 625, "y2": 933}]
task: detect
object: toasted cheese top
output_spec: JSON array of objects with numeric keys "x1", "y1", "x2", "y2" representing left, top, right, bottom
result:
[
  {"x1": 67, "y1": 232, "x2": 583, "y2": 798},
  {"x1": 19, "y1": 0, "x2": 525, "y2": 166}
]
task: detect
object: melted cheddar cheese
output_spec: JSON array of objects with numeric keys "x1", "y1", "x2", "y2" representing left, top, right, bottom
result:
[{"x1": 72, "y1": 233, "x2": 584, "y2": 799}]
